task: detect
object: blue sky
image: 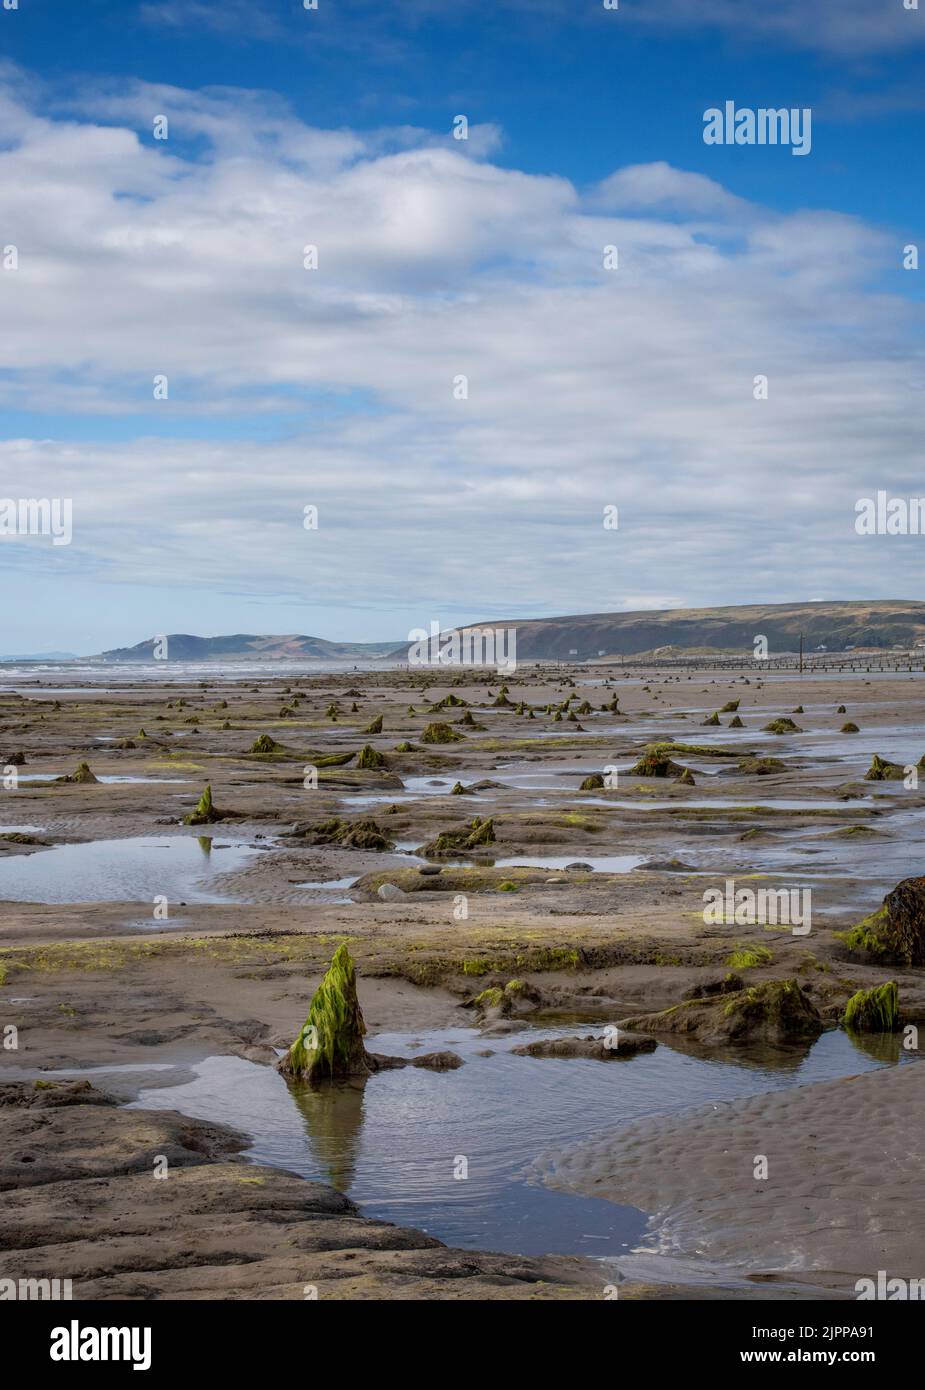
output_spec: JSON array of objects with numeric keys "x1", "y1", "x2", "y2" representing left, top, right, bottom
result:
[{"x1": 0, "y1": 0, "x2": 923, "y2": 653}]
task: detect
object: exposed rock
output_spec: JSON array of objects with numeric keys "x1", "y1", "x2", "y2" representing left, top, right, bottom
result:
[
  {"x1": 377, "y1": 883, "x2": 408, "y2": 902},
  {"x1": 511, "y1": 1031, "x2": 656, "y2": 1060}
]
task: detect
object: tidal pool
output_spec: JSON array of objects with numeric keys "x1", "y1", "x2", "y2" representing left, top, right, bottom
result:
[
  {"x1": 0, "y1": 835, "x2": 264, "y2": 903},
  {"x1": 132, "y1": 1025, "x2": 904, "y2": 1260}
]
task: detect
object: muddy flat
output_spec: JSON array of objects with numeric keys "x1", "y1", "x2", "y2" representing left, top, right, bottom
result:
[{"x1": 1, "y1": 661, "x2": 923, "y2": 1299}]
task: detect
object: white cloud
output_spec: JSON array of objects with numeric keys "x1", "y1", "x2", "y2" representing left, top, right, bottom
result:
[{"x1": 1, "y1": 75, "x2": 922, "y2": 633}]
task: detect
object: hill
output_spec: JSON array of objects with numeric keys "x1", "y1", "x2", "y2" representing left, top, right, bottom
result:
[
  {"x1": 96, "y1": 634, "x2": 403, "y2": 662},
  {"x1": 391, "y1": 601, "x2": 925, "y2": 662}
]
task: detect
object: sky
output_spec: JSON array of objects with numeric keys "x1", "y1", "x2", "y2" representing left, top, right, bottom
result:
[{"x1": 0, "y1": 0, "x2": 923, "y2": 654}]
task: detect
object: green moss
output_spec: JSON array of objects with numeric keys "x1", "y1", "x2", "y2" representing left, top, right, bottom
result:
[
  {"x1": 702, "y1": 712, "x2": 720, "y2": 726},
  {"x1": 843, "y1": 981, "x2": 898, "y2": 1033},
  {"x1": 534, "y1": 946, "x2": 581, "y2": 971},
  {"x1": 719, "y1": 700, "x2": 740, "y2": 713},
  {"x1": 473, "y1": 986, "x2": 504, "y2": 1009},
  {"x1": 462, "y1": 958, "x2": 494, "y2": 977},
  {"x1": 394, "y1": 741, "x2": 413, "y2": 752},
  {"x1": 835, "y1": 906, "x2": 891, "y2": 958},
  {"x1": 763, "y1": 718, "x2": 803, "y2": 734},
  {"x1": 363, "y1": 715, "x2": 383, "y2": 734},
  {"x1": 726, "y1": 945, "x2": 773, "y2": 969},
  {"x1": 498, "y1": 880, "x2": 518, "y2": 891}
]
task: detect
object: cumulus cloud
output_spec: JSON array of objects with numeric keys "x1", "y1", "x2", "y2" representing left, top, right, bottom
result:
[{"x1": 1, "y1": 74, "x2": 923, "y2": 636}]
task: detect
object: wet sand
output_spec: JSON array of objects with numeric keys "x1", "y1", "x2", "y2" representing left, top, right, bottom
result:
[{"x1": 0, "y1": 662, "x2": 923, "y2": 1297}]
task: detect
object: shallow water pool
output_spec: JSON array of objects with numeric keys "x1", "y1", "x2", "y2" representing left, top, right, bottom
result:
[
  {"x1": 0, "y1": 835, "x2": 264, "y2": 903},
  {"x1": 132, "y1": 1025, "x2": 905, "y2": 1259}
]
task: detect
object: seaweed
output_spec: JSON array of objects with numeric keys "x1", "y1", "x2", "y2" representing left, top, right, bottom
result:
[{"x1": 843, "y1": 981, "x2": 898, "y2": 1033}]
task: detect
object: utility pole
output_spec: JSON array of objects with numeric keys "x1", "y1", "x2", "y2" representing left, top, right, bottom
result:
[{"x1": 799, "y1": 632, "x2": 803, "y2": 675}]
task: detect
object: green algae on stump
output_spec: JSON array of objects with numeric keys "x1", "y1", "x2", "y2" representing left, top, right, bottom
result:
[
  {"x1": 278, "y1": 944, "x2": 369, "y2": 1082},
  {"x1": 422, "y1": 721, "x2": 463, "y2": 744},
  {"x1": 294, "y1": 817, "x2": 393, "y2": 851},
  {"x1": 629, "y1": 745, "x2": 685, "y2": 777},
  {"x1": 864, "y1": 753, "x2": 906, "y2": 781},
  {"x1": 363, "y1": 715, "x2": 383, "y2": 735},
  {"x1": 184, "y1": 784, "x2": 220, "y2": 825},
  {"x1": 56, "y1": 761, "x2": 99, "y2": 784},
  {"x1": 843, "y1": 981, "x2": 898, "y2": 1033},
  {"x1": 763, "y1": 717, "x2": 803, "y2": 734},
  {"x1": 356, "y1": 743, "x2": 386, "y2": 770},
  {"x1": 250, "y1": 734, "x2": 281, "y2": 755},
  {"x1": 837, "y1": 876, "x2": 925, "y2": 966},
  {"x1": 421, "y1": 817, "x2": 496, "y2": 857},
  {"x1": 619, "y1": 979, "x2": 821, "y2": 1044}
]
